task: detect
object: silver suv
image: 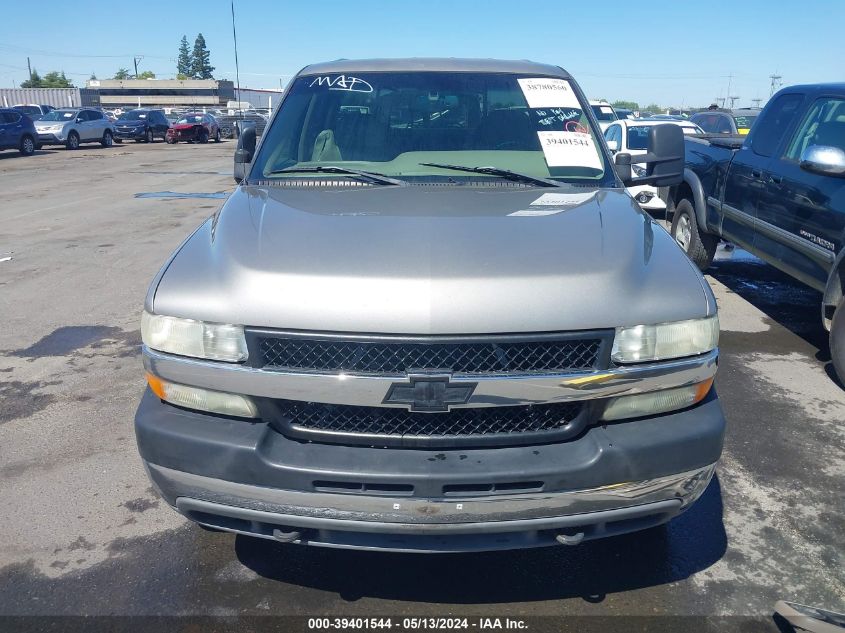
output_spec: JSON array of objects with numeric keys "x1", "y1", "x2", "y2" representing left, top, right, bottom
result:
[
  {"x1": 34, "y1": 108, "x2": 114, "y2": 149},
  {"x1": 136, "y1": 58, "x2": 725, "y2": 552}
]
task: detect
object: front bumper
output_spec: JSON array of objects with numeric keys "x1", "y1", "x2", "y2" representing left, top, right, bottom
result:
[
  {"x1": 114, "y1": 128, "x2": 145, "y2": 140},
  {"x1": 628, "y1": 184, "x2": 666, "y2": 211},
  {"x1": 136, "y1": 389, "x2": 725, "y2": 552},
  {"x1": 36, "y1": 132, "x2": 64, "y2": 144}
]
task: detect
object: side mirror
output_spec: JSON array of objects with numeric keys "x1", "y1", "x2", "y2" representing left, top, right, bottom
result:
[
  {"x1": 800, "y1": 145, "x2": 845, "y2": 178},
  {"x1": 606, "y1": 139, "x2": 619, "y2": 153},
  {"x1": 233, "y1": 124, "x2": 257, "y2": 184},
  {"x1": 618, "y1": 124, "x2": 684, "y2": 187}
]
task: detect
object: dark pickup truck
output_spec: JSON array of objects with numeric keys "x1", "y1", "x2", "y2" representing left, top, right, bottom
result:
[{"x1": 663, "y1": 83, "x2": 845, "y2": 379}]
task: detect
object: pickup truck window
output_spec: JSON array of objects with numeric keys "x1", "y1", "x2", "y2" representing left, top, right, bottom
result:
[
  {"x1": 253, "y1": 72, "x2": 610, "y2": 184},
  {"x1": 785, "y1": 97, "x2": 845, "y2": 161},
  {"x1": 750, "y1": 93, "x2": 804, "y2": 157}
]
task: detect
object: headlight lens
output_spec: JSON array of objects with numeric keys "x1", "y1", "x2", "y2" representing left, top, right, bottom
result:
[
  {"x1": 602, "y1": 378, "x2": 714, "y2": 421},
  {"x1": 146, "y1": 373, "x2": 258, "y2": 418},
  {"x1": 611, "y1": 315, "x2": 719, "y2": 363},
  {"x1": 141, "y1": 311, "x2": 248, "y2": 362},
  {"x1": 631, "y1": 164, "x2": 647, "y2": 177}
]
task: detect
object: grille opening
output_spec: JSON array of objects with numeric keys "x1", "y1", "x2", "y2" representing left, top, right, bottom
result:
[
  {"x1": 275, "y1": 400, "x2": 586, "y2": 448},
  {"x1": 253, "y1": 333, "x2": 607, "y2": 376},
  {"x1": 313, "y1": 480, "x2": 415, "y2": 495},
  {"x1": 443, "y1": 481, "x2": 544, "y2": 496}
]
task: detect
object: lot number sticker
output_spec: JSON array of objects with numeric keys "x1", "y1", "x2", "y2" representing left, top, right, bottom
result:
[
  {"x1": 537, "y1": 131, "x2": 602, "y2": 170},
  {"x1": 518, "y1": 78, "x2": 581, "y2": 109}
]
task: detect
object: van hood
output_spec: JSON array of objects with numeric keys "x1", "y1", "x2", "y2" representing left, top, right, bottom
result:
[{"x1": 150, "y1": 185, "x2": 715, "y2": 334}]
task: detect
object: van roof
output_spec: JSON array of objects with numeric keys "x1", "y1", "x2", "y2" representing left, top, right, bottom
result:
[{"x1": 299, "y1": 58, "x2": 570, "y2": 78}]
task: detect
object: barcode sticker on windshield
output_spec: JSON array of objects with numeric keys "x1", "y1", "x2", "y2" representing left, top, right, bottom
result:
[
  {"x1": 537, "y1": 131, "x2": 602, "y2": 170},
  {"x1": 518, "y1": 78, "x2": 581, "y2": 109}
]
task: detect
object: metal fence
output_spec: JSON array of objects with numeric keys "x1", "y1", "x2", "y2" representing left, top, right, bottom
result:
[{"x1": 0, "y1": 88, "x2": 92, "y2": 109}]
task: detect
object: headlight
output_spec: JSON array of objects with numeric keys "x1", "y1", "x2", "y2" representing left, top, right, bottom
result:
[
  {"x1": 602, "y1": 378, "x2": 714, "y2": 421},
  {"x1": 611, "y1": 315, "x2": 719, "y2": 363},
  {"x1": 141, "y1": 311, "x2": 248, "y2": 362},
  {"x1": 631, "y1": 164, "x2": 647, "y2": 177},
  {"x1": 146, "y1": 373, "x2": 258, "y2": 418}
]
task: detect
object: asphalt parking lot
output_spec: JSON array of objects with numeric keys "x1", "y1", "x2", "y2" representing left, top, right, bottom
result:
[{"x1": 0, "y1": 142, "x2": 843, "y2": 627}]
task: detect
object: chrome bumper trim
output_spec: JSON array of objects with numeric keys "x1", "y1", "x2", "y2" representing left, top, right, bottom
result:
[
  {"x1": 150, "y1": 462, "x2": 716, "y2": 531},
  {"x1": 143, "y1": 347, "x2": 718, "y2": 408}
]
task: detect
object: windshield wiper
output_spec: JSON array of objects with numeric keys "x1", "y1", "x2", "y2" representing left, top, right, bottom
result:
[
  {"x1": 419, "y1": 162, "x2": 562, "y2": 188},
  {"x1": 268, "y1": 166, "x2": 405, "y2": 186}
]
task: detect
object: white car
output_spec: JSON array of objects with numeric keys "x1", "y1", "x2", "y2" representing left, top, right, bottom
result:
[
  {"x1": 589, "y1": 100, "x2": 618, "y2": 131},
  {"x1": 34, "y1": 108, "x2": 115, "y2": 150},
  {"x1": 603, "y1": 118, "x2": 703, "y2": 211}
]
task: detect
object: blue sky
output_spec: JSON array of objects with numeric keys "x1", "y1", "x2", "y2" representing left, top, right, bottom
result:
[{"x1": 1, "y1": 0, "x2": 842, "y2": 108}]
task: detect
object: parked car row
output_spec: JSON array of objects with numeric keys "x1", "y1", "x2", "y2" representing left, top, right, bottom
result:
[{"x1": 0, "y1": 107, "x2": 225, "y2": 156}]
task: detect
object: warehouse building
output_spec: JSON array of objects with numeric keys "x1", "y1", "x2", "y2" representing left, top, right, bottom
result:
[{"x1": 86, "y1": 79, "x2": 236, "y2": 108}]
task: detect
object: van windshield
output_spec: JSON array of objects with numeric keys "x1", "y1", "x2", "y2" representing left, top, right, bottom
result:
[{"x1": 252, "y1": 71, "x2": 609, "y2": 183}]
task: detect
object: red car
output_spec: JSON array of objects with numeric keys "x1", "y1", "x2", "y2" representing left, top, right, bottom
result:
[{"x1": 165, "y1": 113, "x2": 221, "y2": 144}]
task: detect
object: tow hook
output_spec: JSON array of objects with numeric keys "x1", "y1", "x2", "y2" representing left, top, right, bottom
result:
[
  {"x1": 555, "y1": 531, "x2": 585, "y2": 546},
  {"x1": 272, "y1": 528, "x2": 302, "y2": 543}
]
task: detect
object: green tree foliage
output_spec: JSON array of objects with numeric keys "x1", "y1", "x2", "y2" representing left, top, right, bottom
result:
[
  {"x1": 89, "y1": 73, "x2": 97, "y2": 81},
  {"x1": 612, "y1": 100, "x2": 639, "y2": 110},
  {"x1": 191, "y1": 33, "x2": 214, "y2": 79},
  {"x1": 177, "y1": 35, "x2": 192, "y2": 77},
  {"x1": 21, "y1": 70, "x2": 74, "y2": 88},
  {"x1": 137, "y1": 70, "x2": 156, "y2": 80},
  {"x1": 42, "y1": 71, "x2": 74, "y2": 87},
  {"x1": 20, "y1": 69, "x2": 42, "y2": 88},
  {"x1": 113, "y1": 68, "x2": 131, "y2": 80},
  {"x1": 644, "y1": 103, "x2": 663, "y2": 113}
]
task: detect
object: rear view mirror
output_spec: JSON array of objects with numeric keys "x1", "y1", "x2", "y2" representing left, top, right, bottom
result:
[
  {"x1": 233, "y1": 125, "x2": 257, "y2": 184},
  {"x1": 618, "y1": 124, "x2": 684, "y2": 187},
  {"x1": 800, "y1": 145, "x2": 845, "y2": 178}
]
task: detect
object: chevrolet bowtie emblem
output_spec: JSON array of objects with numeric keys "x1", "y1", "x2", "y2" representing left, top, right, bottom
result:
[{"x1": 383, "y1": 374, "x2": 477, "y2": 413}]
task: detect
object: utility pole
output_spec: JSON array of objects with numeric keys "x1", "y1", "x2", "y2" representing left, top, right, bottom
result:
[
  {"x1": 728, "y1": 96, "x2": 740, "y2": 109},
  {"x1": 133, "y1": 56, "x2": 143, "y2": 78},
  {"x1": 751, "y1": 98, "x2": 762, "y2": 108},
  {"x1": 27, "y1": 57, "x2": 33, "y2": 84},
  {"x1": 725, "y1": 74, "x2": 734, "y2": 101},
  {"x1": 769, "y1": 74, "x2": 782, "y2": 97}
]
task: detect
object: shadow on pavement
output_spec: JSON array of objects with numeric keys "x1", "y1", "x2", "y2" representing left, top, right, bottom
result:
[
  {"x1": 708, "y1": 256, "x2": 832, "y2": 364},
  {"x1": 234, "y1": 476, "x2": 727, "y2": 604}
]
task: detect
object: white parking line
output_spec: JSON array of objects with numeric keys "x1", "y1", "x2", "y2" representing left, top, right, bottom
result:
[{"x1": 5, "y1": 195, "x2": 105, "y2": 221}]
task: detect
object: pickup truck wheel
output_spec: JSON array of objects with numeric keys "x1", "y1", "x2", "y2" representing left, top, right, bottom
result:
[
  {"x1": 671, "y1": 199, "x2": 718, "y2": 270},
  {"x1": 831, "y1": 298, "x2": 845, "y2": 384}
]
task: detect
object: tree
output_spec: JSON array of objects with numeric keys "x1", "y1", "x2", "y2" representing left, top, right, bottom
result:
[
  {"x1": 644, "y1": 103, "x2": 663, "y2": 113},
  {"x1": 177, "y1": 35, "x2": 192, "y2": 77},
  {"x1": 191, "y1": 33, "x2": 214, "y2": 79},
  {"x1": 176, "y1": 73, "x2": 189, "y2": 81},
  {"x1": 612, "y1": 100, "x2": 639, "y2": 111},
  {"x1": 137, "y1": 70, "x2": 156, "y2": 80},
  {"x1": 90, "y1": 73, "x2": 97, "y2": 81},
  {"x1": 113, "y1": 68, "x2": 131, "y2": 80},
  {"x1": 44, "y1": 71, "x2": 73, "y2": 87},
  {"x1": 20, "y1": 69, "x2": 42, "y2": 88}
]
